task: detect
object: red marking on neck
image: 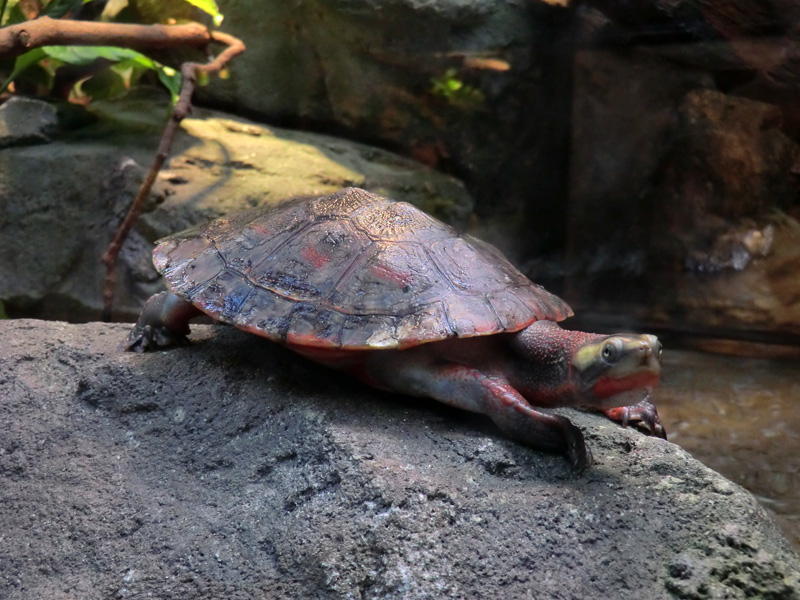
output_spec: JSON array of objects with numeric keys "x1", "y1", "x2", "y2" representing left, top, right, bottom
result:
[
  {"x1": 591, "y1": 371, "x2": 660, "y2": 399},
  {"x1": 520, "y1": 380, "x2": 582, "y2": 407}
]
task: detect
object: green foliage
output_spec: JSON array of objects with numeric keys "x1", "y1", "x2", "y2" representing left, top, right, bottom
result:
[
  {"x1": 1, "y1": 47, "x2": 46, "y2": 92},
  {"x1": 185, "y1": 0, "x2": 222, "y2": 26},
  {"x1": 41, "y1": 0, "x2": 85, "y2": 19},
  {"x1": 126, "y1": 0, "x2": 221, "y2": 25},
  {"x1": 0, "y1": 0, "x2": 221, "y2": 102},
  {"x1": 430, "y1": 68, "x2": 484, "y2": 108},
  {"x1": 1, "y1": 1, "x2": 24, "y2": 27}
]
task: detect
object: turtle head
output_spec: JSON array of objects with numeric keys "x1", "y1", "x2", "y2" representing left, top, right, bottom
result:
[
  {"x1": 569, "y1": 332, "x2": 662, "y2": 408},
  {"x1": 508, "y1": 320, "x2": 662, "y2": 408}
]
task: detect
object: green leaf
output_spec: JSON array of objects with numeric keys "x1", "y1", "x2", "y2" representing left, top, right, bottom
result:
[
  {"x1": 115, "y1": 54, "x2": 158, "y2": 72},
  {"x1": 184, "y1": 0, "x2": 223, "y2": 25},
  {"x1": 1, "y1": 1, "x2": 28, "y2": 27},
  {"x1": 156, "y1": 65, "x2": 182, "y2": 104},
  {"x1": 0, "y1": 47, "x2": 47, "y2": 93},
  {"x1": 80, "y1": 67, "x2": 129, "y2": 100},
  {"x1": 42, "y1": 45, "x2": 148, "y2": 65}
]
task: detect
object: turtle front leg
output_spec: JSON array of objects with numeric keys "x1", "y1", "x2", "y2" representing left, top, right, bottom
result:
[
  {"x1": 474, "y1": 371, "x2": 592, "y2": 470},
  {"x1": 601, "y1": 397, "x2": 667, "y2": 439},
  {"x1": 125, "y1": 291, "x2": 202, "y2": 352},
  {"x1": 371, "y1": 358, "x2": 591, "y2": 470}
]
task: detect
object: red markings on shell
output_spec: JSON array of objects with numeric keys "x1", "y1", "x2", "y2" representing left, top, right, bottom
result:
[
  {"x1": 301, "y1": 244, "x2": 332, "y2": 269},
  {"x1": 152, "y1": 187, "x2": 573, "y2": 349}
]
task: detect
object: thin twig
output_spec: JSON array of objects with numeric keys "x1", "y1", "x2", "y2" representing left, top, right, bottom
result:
[{"x1": 100, "y1": 30, "x2": 246, "y2": 321}]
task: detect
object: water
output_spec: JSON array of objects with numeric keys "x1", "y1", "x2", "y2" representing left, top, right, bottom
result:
[{"x1": 656, "y1": 348, "x2": 800, "y2": 551}]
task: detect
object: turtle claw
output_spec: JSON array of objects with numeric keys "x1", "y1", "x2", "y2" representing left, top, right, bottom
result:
[
  {"x1": 603, "y1": 397, "x2": 667, "y2": 440},
  {"x1": 567, "y1": 437, "x2": 593, "y2": 472}
]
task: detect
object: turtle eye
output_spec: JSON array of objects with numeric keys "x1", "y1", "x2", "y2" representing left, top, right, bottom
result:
[{"x1": 601, "y1": 341, "x2": 619, "y2": 364}]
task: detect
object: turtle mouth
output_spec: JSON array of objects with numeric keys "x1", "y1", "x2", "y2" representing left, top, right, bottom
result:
[{"x1": 593, "y1": 385, "x2": 656, "y2": 409}]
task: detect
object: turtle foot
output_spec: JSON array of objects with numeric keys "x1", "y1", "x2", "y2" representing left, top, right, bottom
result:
[
  {"x1": 125, "y1": 324, "x2": 190, "y2": 353},
  {"x1": 603, "y1": 398, "x2": 667, "y2": 440},
  {"x1": 123, "y1": 291, "x2": 200, "y2": 353}
]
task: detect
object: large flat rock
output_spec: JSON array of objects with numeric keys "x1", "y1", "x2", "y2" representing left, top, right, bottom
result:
[{"x1": 1, "y1": 319, "x2": 798, "y2": 599}]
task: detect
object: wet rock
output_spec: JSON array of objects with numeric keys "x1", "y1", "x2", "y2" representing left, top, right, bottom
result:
[
  {"x1": 0, "y1": 96, "x2": 59, "y2": 147},
  {"x1": 0, "y1": 93, "x2": 471, "y2": 323},
  {"x1": 1, "y1": 318, "x2": 798, "y2": 599},
  {"x1": 684, "y1": 222, "x2": 774, "y2": 273}
]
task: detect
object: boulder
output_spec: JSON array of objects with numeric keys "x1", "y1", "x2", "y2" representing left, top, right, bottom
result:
[
  {"x1": 1, "y1": 318, "x2": 798, "y2": 599},
  {"x1": 0, "y1": 93, "x2": 471, "y2": 323},
  {"x1": 0, "y1": 96, "x2": 59, "y2": 147}
]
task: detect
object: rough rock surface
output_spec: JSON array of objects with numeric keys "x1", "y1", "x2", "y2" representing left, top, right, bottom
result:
[
  {"x1": 1, "y1": 319, "x2": 798, "y2": 599},
  {"x1": 0, "y1": 97, "x2": 59, "y2": 147},
  {"x1": 0, "y1": 94, "x2": 470, "y2": 323}
]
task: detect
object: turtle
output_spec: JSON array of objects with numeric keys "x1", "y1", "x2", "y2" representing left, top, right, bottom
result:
[{"x1": 126, "y1": 187, "x2": 664, "y2": 469}]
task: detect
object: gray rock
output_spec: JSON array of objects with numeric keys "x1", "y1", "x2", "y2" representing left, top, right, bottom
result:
[
  {"x1": 0, "y1": 94, "x2": 471, "y2": 322},
  {"x1": 0, "y1": 96, "x2": 59, "y2": 147},
  {"x1": 1, "y1": 318, "x2": 798, "y2": 599}
]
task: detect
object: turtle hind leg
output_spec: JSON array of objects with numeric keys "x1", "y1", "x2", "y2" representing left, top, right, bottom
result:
[
  {"x1": 368, "y1": 356, "x2": 591, "y2": 470},
  {"x1": 125, "y1": 291, "x2": 202, "y2": 352}
]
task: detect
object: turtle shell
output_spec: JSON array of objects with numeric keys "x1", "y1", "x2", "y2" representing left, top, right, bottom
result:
[{"x1": 153, "y1": 187, "x2": 573, "y2": 350}]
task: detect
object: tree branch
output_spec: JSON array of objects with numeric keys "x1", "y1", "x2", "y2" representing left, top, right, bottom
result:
[{"x1": 0, "y1": 16, "x2": 211, "y2": 58}]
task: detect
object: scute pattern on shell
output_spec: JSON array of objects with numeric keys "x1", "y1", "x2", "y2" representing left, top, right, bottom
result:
[{"x1": 153, "y1": 187, "x2": 573, "y2": 349}]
